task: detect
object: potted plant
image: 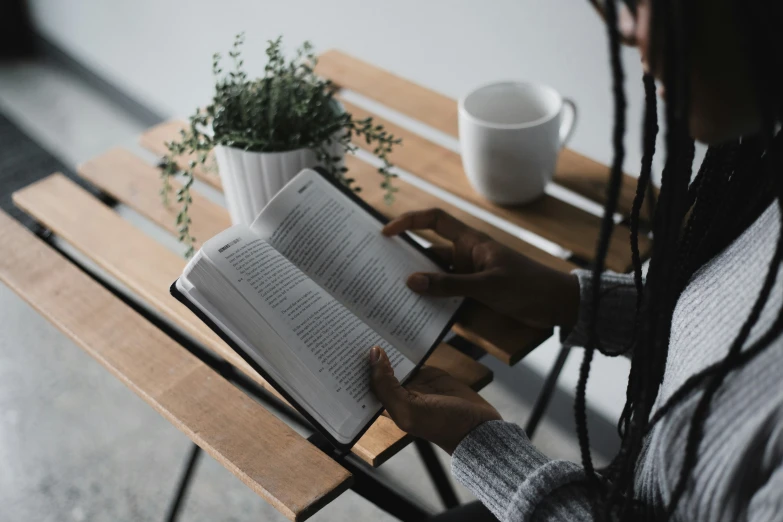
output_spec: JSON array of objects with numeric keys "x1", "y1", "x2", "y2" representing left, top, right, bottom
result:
[{"x1": 161, "y1": 34, "x2": 400, "y2": 257}]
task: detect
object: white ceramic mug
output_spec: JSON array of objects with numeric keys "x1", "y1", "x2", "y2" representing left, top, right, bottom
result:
[{"x1": 458, "y1": 81, "x2": 577, "y2": 205}]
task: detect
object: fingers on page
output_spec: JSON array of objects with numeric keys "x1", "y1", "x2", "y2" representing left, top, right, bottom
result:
[
  {"x1": 382, "y1": 208, "x2": 473, "y2": 241},
  {"x1": 408, "y1": 272, "x2": 487, "y2": 298}
]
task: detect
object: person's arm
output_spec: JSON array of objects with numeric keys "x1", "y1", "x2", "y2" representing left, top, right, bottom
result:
[
  {"x1": 369, "y1": 349, "x2": 600, "y2": 521},
  {"x1": 561, "y1": 269, "x2": 640, "y2": 356},
  {"x1": 450, "y1": 270, "x2": 643, "y2": 520},
  {"x1": 380, "y1": 208, "x2": 580, "y2": 332},
  {"x1": 452, "y1": 389, "x2": 783, "y2": 522},
  {"x1": 380, "y1": 208, "x2": 640, "y2": 355},
  {"x1": 452, "y1": 421, "x2": 595, "y2": 521}
]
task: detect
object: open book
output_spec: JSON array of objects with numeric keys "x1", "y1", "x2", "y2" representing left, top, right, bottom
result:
[{"x1": 171, "y1": 168, "x2": 463, "y2": 451}]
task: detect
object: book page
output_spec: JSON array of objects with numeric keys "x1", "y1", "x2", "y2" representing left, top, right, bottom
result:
[
  {"x1": 200, "y1": 225, "x2": 415, "y2": 424},
  {"x1": 251, "y1": 169, "x2": 462, "y2": 362}
]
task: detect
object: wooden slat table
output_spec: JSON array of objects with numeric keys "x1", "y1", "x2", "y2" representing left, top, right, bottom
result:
[{"x1": 4, "y1": 49, "x2": 651, "y2": 521}]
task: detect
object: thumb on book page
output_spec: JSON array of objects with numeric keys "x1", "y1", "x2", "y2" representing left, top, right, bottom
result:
[{"x1": 369, "y1": 346, "x2": 413, "y2": 424}]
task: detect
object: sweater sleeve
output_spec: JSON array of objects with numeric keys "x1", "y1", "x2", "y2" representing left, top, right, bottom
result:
[
  {"x1": 561, "y1": 269, "x2": 639, "y2": 355},
  {"x1": 451, "y1": 420, "x2": 596, "y2": 521}
]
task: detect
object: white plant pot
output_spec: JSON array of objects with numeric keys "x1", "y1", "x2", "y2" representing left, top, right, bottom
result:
[{"x1": 214, "y1": 140, "x2": 344, "y2": 225}]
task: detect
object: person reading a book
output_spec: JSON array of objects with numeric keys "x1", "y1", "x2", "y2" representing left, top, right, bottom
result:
[{"x1": 369, "y1": 0, "x2": 783, "y2": 520}]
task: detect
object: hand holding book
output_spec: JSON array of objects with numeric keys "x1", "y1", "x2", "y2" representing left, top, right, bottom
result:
[
  {"x1": 381, "y1": 208, "x2": 580, "y2": 331},
  {"x1": 369, "y1": 345, "x2": 501, "y2": 455},
  {"x1": 172, "y1": 168, "x2": 463, "y2": 451}
]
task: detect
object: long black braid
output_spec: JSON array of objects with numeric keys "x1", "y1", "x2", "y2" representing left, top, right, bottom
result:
[
  {"x1": 603, "y1": 0, "x2": 696, "y2": 514},
  {"x1": 615, "y1": 71, "x2": 657, "y2": 452},
  {"x1": 575, "y1": 0, "x2": 627, "y2": 494},
  {"x1": 576, "y1": 0, "x2": 783, "y2": 520}
]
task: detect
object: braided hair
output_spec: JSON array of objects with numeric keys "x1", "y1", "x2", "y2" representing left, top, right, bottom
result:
[{"x1": 577, "y1": 0, "x2": 783, "y2": 519}]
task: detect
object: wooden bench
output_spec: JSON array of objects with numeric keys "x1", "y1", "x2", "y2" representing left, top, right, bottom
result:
[{"x1": 5, "y1": 49, "x2": 652, "y2": 520}]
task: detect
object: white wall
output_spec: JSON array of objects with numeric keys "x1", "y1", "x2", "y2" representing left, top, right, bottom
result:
[
  {"x1": 29, "y1": 0, "x2": 653, "y2": 171},
  {"x1": 28, "y1": 0, "x2": 655, "y2": 421}
]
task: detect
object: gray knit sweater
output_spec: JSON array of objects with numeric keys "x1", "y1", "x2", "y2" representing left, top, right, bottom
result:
[{"x1": 452, "y1": 202, "x2": 783, "y2": 521}]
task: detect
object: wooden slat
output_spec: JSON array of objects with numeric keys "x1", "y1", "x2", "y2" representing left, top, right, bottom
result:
[
  {"x1": 0, "y1": 210, "x2": 351, "y2": 521},
  {"x1": 139, "y1": 125, "x2": 565, "y2": 363},
  {"x1": 316, "y1": 50, "x2": 655, "y2": 224},
  {"x1": 16, "y1": 172, "x2": 490, "y2": 467},
  {"x1": 339, "y1": 99, "x2": 649, "y2": 272},
  {"x1": 426, "y1": 341, "x2": 493, "y2": 389},
  {"x1": 317, "y1": 50, "x2": 460, "y2": 137},
  {"x1": 80, "y1": 147, "x2": 231, "y2": 248},
  {"x1": 553, "y1": 152, "x2": 650, "y2": 225},
  {"x1": 451, "y1": 302, "x2": 551, "y2": 366}
]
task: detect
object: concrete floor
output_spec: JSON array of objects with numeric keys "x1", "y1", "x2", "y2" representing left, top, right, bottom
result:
[{"x1": 0, "y1": 59, "x2": 599, "y2": 522}]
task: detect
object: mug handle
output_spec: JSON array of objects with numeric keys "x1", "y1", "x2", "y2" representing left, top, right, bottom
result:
[{"x1": 559, "y1": 98, "x2": 578, "y2": 147}]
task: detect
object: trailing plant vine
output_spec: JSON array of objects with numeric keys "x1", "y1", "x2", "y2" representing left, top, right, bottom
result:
[{"x1": 160, "y1": 34, "x2": 400, "y2": 257}]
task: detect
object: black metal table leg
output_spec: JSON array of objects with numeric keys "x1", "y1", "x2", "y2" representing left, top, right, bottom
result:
[
  {"x1": 524, "y1": 344, "x2": 571, "y2": 438},
  {"x1": 164, "y1": 443, "x2": 203, "y2": 522},
  {"x1": 414, "y1": 439, "x2": 460, "y2": 510}
]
